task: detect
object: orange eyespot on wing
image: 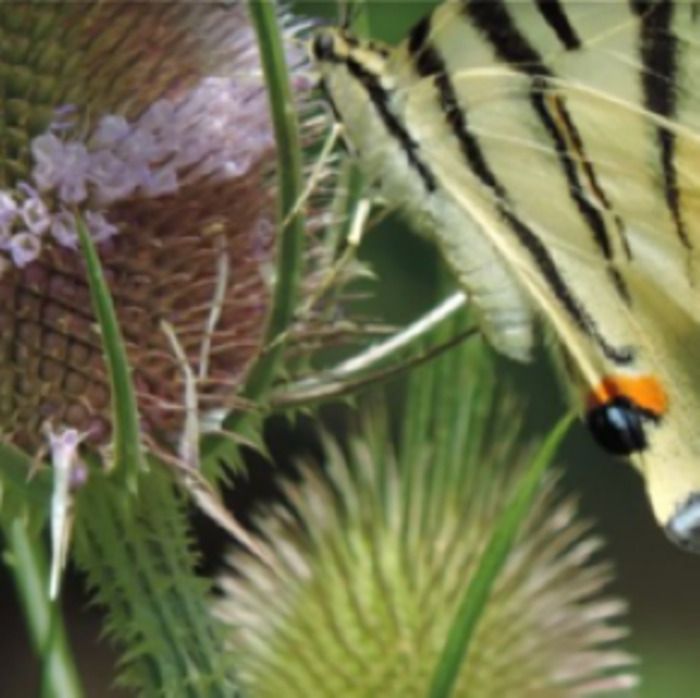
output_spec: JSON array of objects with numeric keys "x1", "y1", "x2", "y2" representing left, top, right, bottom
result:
[
  {"x1": 585, "y1": 374, "x2": 668, "y2": 457},
  {"x1": 586, "y1": 374, "x2": 668, "y2": 418}
]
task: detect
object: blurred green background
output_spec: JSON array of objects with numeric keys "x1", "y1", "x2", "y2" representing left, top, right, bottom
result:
[{"x1": 0, "y1": 1, "x2": 698, "y2": 695}]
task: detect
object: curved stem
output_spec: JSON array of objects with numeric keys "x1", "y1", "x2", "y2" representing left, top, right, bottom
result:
[
  {"x1": 235, "y1": 0, "x2": 305, "y2": 414},
  {"x1": 269, "y1": 292, "x2": 468, "y2": 405}
]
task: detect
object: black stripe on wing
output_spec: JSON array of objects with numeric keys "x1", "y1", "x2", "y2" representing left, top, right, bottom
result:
[
  {"x1": 344, "y1": 56, "x2": 438, "y2": 193},
  {"x1": 463, "y1": 0, "x2": 632, "y2": 297},
  {"x1": 534, "y1": 0, "x2": 581, "y2": 51},
  {"x1": 631, "y1": 0, "x2": 692, "y2": 252},
  {"x1": 407, "y1": 16, "x2": 633, "y2": 366}
]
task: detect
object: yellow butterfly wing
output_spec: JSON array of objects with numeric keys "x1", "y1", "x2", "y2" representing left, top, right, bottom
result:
[
  {"x1": 312, "y1": 0, "x2": 700, "y2": 548},
  {"x1": 396, "y1": 0, "x2": 700, "y2": 543}
]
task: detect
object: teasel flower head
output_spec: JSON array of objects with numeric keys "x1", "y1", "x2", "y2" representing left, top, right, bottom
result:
[
  {"x1": 214, "y1": 342, "x2": 638, "y2": 697},
  {"x1": 0, "y1": 3, "x2": 322, "y2": 455}
]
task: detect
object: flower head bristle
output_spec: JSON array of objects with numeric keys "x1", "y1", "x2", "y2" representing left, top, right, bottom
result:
[{"x1": 214, "y1": 419, "x2": 638, "y2": 697}]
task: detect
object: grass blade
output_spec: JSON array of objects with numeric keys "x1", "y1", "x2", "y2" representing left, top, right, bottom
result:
[{"x1": 427, "y1": 412, "x2": 575, "y2": 698}]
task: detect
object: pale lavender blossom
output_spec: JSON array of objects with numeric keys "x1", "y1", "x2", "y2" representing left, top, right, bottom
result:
[
  {"x1": 117, "y1": 124, "x2": 162, "y2": 164},
  {"x1": 50, "y1": 211, "x2": 79, "y2": 249},
  {"x1": 0, "y1": 192, "x2": 18, "y2": 236},
  {"x1": 221, "y1": 154, "x2": 252, "y2": 179},
  {"x1": 31, "y1": 133, "x2": 66, "y2": 191},
  {"x1": 0, "y1": 0, "x2": 295, "y2": 469},
  {"x1": 91, "y1": 114, "x2": 130, "y2": 148},
  {"x1": 137, "y1": 99, "x2": 176, "y2": 138},
  {"x1": 141, "y1": 165, "x2": 179, "y2": 197},
  {"x1": 28, "y1": 74, "x2": 268, "y2": 221},
  {"x1": 57, "y1": 142, "x2": 90, "y2": 204},
  {"x1": 31, "y1": 134, "x2": 89, "y2": 203},
  {"x1": 172, "y1": 81, "x2": 211, "y2": 125},
  {"x1": 9, "y1": 232, "x2": 42, "y2": 267},
  {"x1": 173, "y1": 131, "x2": 213, "y2": 172},
  {"x1": 88, "y1": 150, "x2": 141, "y2": 203},
  {"x1": 14, "y1": 70, "x2": 274, "y2": 266},
  {"x1": 85, "y1": 210, "x2": 118, "y2": 243},
  {"x1": 20, "y1": 195, "x2": 51, "y2": 235}
]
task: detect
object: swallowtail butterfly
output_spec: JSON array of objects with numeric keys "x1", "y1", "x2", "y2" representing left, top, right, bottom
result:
[{"x1": 311, "y1": 0, "x2": 700, "y2": 551}]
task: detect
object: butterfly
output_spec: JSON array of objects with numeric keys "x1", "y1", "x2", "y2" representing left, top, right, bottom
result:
[{"x1": 311, "y1": 0, "x2": 700, "y2": 551}]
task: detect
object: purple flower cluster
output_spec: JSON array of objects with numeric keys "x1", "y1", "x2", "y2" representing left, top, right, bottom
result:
[{"x1": 0, "y1": 75, "x2": 272, "y2": 270}]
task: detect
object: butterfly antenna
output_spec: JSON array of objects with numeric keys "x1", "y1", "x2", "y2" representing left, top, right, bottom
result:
[{"x1": 340, "y1": 0, "x2": 360, "y2": 30}]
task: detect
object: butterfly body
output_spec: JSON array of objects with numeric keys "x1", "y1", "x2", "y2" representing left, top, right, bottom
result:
[
  {"x1": 312, "y1": 0, "x2": 700, "y2": 550},
  {"x1": 316, "y1": 29, "x2": 536, "y2": 360}
]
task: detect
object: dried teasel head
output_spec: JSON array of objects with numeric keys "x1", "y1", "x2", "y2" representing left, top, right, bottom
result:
[{"x1": 0, "y1": 3, "x2": 325, "y2": 455}]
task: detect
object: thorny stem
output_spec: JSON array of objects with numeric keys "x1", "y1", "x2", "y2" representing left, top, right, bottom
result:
[{"x1": 232, "y1": 0, "x2": 306, "y2": 418}]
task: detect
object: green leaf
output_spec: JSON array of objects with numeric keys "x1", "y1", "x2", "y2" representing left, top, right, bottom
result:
[
  {"x1": 0, "y1": 442, "x2": 51, "y2": 520},
  {"x1": 427, "y1": 411, "x2": 575, "y2": 698},
  {"x1": 75, "y1": 213, "x2": 145, "y2": 493}
]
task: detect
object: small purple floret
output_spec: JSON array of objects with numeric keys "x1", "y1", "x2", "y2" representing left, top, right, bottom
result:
[{"x1": 9, "y1": 232, "x2": 42, "y2": 267}]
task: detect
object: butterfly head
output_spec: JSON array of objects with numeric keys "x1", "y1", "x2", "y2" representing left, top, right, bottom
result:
[
  {"x1": 310, "y1": 26, "x2": 397, "y2": 166},
  {"x1": 311, "y1": 27, "x2": 390, "y2": 66},
  {"x1": 310, "y1": 26, "x2": 393, "y2": 94},
  {"x1": 310, "y1": 27, "x2": 343, "y2": 64}
]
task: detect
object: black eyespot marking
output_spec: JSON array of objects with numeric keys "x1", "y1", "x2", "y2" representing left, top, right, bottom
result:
[{"x1": 586, "y1": 396, "x2": 656, "y2": 456}]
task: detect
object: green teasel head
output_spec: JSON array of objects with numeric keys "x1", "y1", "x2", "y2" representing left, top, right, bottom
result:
[{"x1": 214, "y1": 339, "x2": 638, "y2": 697}]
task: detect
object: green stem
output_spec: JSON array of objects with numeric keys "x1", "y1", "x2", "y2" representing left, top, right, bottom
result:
[
  {"x1": 76, "y1": 213, "x2": 145, "y2": 493},
  {"x1": 232, "y1": 0, "x2": 305, "y2": 414},
  {"x1": 351, "y1": 0, "x2": 372, "y2": 37},
  {"x1": 427, "y1": 413, "x2": 575, "y2": 698},
  {"x1": 5, "y1": 519, "x2": 83, "y2": 698}
]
